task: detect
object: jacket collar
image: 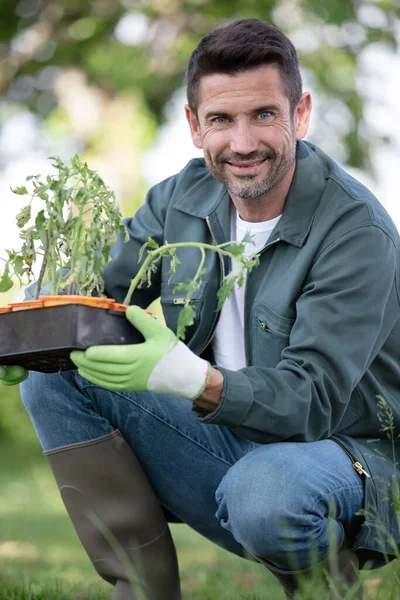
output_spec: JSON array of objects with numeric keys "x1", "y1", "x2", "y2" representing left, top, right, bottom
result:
[{"x1": 174, "y1": 141, "x2": 328, "y2": 248}]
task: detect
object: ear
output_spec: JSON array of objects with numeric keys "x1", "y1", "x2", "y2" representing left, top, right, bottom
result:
[
  {"x1": 185, "y1": 104, "x2": 203, "y2": 149},
  {"x1": 294, "y1": 92, "x2": 312, "y2": 140}
]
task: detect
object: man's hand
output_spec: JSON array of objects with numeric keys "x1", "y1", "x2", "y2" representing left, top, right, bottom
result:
[
  {"x1": 70, "y1": 305, "x2": 211, "y2": 401},
  {"x1": 0, "y1": 365, "x2": 29, "y2": 386}
]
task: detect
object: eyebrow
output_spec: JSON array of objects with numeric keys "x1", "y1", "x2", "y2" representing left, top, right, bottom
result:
[{"x1": 204, "y1": 105, "x2": 282, "y2": 120}]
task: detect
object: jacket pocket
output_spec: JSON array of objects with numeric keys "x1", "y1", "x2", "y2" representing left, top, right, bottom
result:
[
  {"x1": 160, "y1": 282, "x2": 204, "y2": 342},
  {"x1": 251, "y1": 301, "x2": 294, "y2": 367}
]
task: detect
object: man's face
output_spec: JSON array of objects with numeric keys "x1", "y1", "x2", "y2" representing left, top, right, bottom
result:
[{"x1": 186, "y1": 65, "x2": 310, "y2": 201}]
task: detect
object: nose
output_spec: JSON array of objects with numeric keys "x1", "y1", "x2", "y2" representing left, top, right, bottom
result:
[{"x1": 230, "y1": 121, "x2": 258, "y2": 156}]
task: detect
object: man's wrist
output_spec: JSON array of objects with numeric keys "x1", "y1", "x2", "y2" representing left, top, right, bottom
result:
[{"x1": 193, "y1": 367, "x2": 224, "y2": 412}]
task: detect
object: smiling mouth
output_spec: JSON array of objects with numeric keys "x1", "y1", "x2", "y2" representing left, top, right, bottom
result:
[
  {"x1": 228, "y1": 158, "x2": 265, "y2": 167},
  {"x1": 225, "y1": 158, "x2": 269, "y2": 173}
]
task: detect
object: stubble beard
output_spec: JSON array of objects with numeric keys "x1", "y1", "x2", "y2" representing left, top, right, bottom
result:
[{"x1": 206, "y1": 141, "x2": 297, "y2": 200}]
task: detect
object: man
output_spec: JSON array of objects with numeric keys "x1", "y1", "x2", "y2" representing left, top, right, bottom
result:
[{"x1": 1, "y1": 18, "x2": 399, "y2": 600}]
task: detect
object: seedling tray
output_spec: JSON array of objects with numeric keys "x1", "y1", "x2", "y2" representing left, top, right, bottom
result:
[{"x1": 0, "y1": 304, "x2": 144, "y2": 373}]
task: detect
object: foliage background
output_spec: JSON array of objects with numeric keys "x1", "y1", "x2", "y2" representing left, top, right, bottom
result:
[
  {"x1": 1, "y1": 0, "x2": 400, "y2": 216},
  {"x1": 0, "y1": 1, "x2": 399, "y2": 596}
]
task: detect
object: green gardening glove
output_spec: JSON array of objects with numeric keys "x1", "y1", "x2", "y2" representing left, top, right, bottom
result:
[
  {"x1": 0, "y1": 365, "x2": 29, "y2": 386},
  {"x1": 70, "y1": 305, "x2": 211, "y2": 400}
]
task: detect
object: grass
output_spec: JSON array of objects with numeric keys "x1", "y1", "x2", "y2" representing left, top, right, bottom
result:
[
  {"x1": 0, "y1": 442, "x2": 280, "y2": 599},
  {"x1": 0, "y1": 386, "x2": 398, "y2": 599}
]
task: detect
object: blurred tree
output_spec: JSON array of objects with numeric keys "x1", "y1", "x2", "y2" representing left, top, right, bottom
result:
[{"x1": 0, "y1": 0, "x2": 399, "y2": 172}]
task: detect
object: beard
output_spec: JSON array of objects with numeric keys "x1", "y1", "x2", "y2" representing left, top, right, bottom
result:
[{"x1": 205, "y1": 141, "x2": 297, "y2": 200}]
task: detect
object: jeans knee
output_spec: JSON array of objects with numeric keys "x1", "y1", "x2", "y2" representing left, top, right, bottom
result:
[
  {"x1": 216, "y1": 472, "x2": 287, "y2": 562},
  {"x1": 214, "y1": 445, "x2": 338, "y2": 569}
]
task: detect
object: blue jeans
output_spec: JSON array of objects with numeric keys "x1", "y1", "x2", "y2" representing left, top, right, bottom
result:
[{"x1": 20, "y1": 370, "x2": 364, "y2": 572}]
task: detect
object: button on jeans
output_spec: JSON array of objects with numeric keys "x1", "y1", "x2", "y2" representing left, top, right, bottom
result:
[{"x1": 20, "y1": 370, "x2": 364, "y2": 572}]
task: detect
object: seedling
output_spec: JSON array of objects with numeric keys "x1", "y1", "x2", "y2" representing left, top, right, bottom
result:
[
  {"x1": 0, "y1": 155, "x2": 127, "y2": 299},
  {"x1": 129, "y1": 235, "x2": 259, "y2": 339},
  {"x1": 0, "y1": 155, "x2": 259, "y2": 343}
]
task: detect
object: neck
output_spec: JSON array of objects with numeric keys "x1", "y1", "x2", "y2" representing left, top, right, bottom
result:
[{"x1": 230, "y1": 162, "x2": 294, "y2": 223}]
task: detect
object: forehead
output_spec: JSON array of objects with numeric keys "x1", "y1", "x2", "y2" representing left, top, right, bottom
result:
[{"x1": 197, "y1": 65, "x2": 288, "y2": 115}]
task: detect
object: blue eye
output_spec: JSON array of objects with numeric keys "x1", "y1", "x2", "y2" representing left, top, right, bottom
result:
[
  {"x1": 258, "y1": 112, "x2": 272, "y2": 120},
  {"x1": 214, "y1": 117, "x2": 228, "y2": 124}
]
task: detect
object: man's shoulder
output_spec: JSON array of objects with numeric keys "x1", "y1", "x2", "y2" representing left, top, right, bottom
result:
[
  {"x1": 151, "y1": 158, "x2": 210, "y2": 194},
  {"x1": 308, "y1": 142, "x2": 398, "y2": 240},
  {"x1": 148, "y1": 158, "x2": 224, "y2": 216},
  {"x1": 178, "y1": 157, "x2": 208, "y2": 176}
]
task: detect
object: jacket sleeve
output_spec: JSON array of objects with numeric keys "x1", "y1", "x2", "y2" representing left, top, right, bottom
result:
[{"x1": 196, "y1": 225, "x2": 399, "y2": 443}]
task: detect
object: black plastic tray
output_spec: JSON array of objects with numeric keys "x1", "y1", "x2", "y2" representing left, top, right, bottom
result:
[{"x1": 0, "y1": 304, "x2": 144, "y2": 373}]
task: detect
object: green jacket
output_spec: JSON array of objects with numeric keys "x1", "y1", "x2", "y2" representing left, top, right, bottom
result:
[{"x1": 104, "y1": 140, "x2": 400, "y2": 567}]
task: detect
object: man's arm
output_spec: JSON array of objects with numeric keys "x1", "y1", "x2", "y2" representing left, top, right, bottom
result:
[
  {"x1": 194, "y1": 225, "x2": 400, "y2": 443},
  {"x1": 194, "y1": 367, "x2": 224, "y2": 412}
]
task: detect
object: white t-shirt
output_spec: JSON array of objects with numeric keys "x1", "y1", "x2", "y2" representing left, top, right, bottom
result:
[{"x1": 211, "y1": 209, "x2": 281, "y2": 370}]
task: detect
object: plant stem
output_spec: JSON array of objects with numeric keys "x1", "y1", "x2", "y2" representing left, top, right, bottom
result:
[
  {"x1": 50, "y1": 247, "x2": 57, "y2": 295},
  {"x1": 65, "y1": 214, "x2": 83, "y2": 296},
  {"x1": 35, "y1": 231, "x2": 49, "y2": 300},
  {"x1": 55, "y1": 245, "x2": 64, "y2": 294},
  {"x1": 191, "y1": 247, "x2": 206, "y2": 290},
  {"x1": 122, "y1": 241, "x2": 240, "y2": 306},
  {"x1": 49, "y1": 220, "x2": 58, "y2": 295}
]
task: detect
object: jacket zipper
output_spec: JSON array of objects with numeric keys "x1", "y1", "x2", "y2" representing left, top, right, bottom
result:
[
  {"x1": 330, "y1": 437, "x2": 370, "y2": 478},
  {"x1": 255, "y1": 237, "x2": 281, "y2": 257}
]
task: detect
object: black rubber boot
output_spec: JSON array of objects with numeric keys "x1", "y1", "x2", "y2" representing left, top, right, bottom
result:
[{"x1": 45, "y1": 430, "x2": 181, "y2": 600}]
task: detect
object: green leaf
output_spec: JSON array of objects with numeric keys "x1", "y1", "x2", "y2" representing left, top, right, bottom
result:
[
  {"x1": 241, "y1": 232, "x2": 255, "y2": 245},
  {"x1": 101, "y1": 244, "x2": 111, "y2": 261},
  {"x1": 138, "y1": 241, "x2": 148, "y2": 263},
  {"x1": 16, "y1": 205, "x2": 31, "y2": 228},
  {"x1": 146, "y1": 261, "x2": 158, "y2": 287},
  {"x1": 48, "y1": 180, "x2": 59, "y2": 192},
  {"x1": 121, "y1": 223, "x2": 129, "y2": 242},
  {"x1": 168, "y1": 253, "x2": 181, "y2": 282},
  {"x1": 11, "y1": 185, "x2": 28, "y2": 195},
  {"x1": 173, "y1": 282, "x2": 188, "y2": 292},
  {"x1": 222, "y1": 243, "x2": 245, "y2": 257},
  {"x1": 13, "y1": 255, "x2": 24, "y2": 274},
  {"x1": 216, "y1": 275, "x2": 235, "y2": 311},
  {"x1": 74, "y1": 188, "x2": 87, "y2": 203},
  {"x1": 176, "y1": 303, "x2": 196, "y2": 340},
  {"x1": 5, "y1": 249, "x2": 16, "y2": 260},
  {"x1": 146, "y1": 237, "x2": 159, "y2": 249},
  {"x1": 185, "y1": 276, "x2": 203, "y2": 297},
  {"x1": 0, "y1": 269, "x2": 13, "y2": 292},
  {"x1": 26, "y1": 175, "x2": 39, "y2": 181},
  {"x1": 34, "y1": 184, "x2": 49, "y2": 195},
  {"x1": 35, "y1": 210, "x2": 46, "y2": 231}
]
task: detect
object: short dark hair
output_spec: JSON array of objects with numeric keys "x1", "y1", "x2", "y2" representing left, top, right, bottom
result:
[{"x1": 186, "y1": 19, "x2": 302, "y2": 115}]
